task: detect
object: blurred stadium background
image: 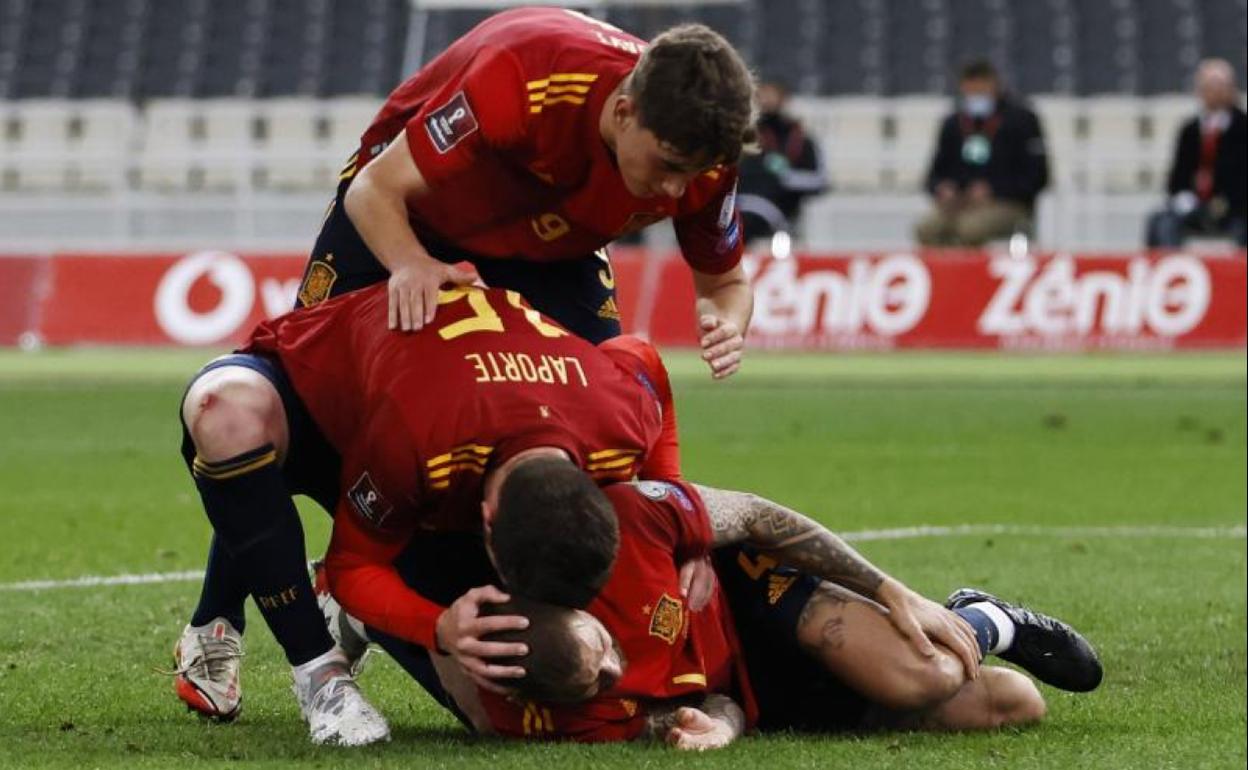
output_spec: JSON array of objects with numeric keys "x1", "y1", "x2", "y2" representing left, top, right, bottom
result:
[
  {"x1": 0, "y1": 0, "x2": 1245, "y2": 354},
  {"x1": 1, "y1": 0, "x2": 1246, "y2": 250}
]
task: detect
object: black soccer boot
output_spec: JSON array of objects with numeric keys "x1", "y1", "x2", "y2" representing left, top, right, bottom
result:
[{"x1": 946, "y1": 588, "x2": 1103, "y2": 693}]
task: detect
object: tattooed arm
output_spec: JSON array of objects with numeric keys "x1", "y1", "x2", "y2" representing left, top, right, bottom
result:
[
  {"x1": 693, "y1": 484, "x2": 888, "y2": 598},
  {"x1": 692, "y1": 484, "x2": 981, "y2": 674},
  {"x1": 640, "y1": 693, "x2": 745, "y2": 750}
]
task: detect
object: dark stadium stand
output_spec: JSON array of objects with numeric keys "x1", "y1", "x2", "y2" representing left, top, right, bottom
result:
[{"x1": 1, "y1": 0, "x2": 1244, "y2": 100}]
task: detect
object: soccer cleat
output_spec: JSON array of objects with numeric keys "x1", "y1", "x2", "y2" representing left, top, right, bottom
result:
[
  {"x1": 293, "y1": 650, "x2": 390, "y2": 746},
  {"x1": 946, "y1": 588, "x2": 1103, "y2": 693},
  {"x1": 311, "y1": 559, "x2": 371, "y2": 675},
  {"x1": 172, "y1": 618, "x2": 244, "y2": 721}
]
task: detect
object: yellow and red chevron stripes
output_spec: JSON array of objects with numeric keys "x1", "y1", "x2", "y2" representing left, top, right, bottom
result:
[
  {"x1": 526, "y1": 73, "x2": 598, "y2": 114},
  {"x1": 585, "y1": 448, "x2": 641, "y2": 480},
  {"x1": 426, "y1": 444, "x2": 493, "y2": 490}
]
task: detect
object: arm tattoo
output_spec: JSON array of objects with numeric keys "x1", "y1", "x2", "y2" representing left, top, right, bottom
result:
[{"x1": 694, "y1": 483, "x2": 887, "y2": 600}]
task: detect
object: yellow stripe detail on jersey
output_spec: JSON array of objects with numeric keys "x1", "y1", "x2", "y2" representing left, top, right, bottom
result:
[
  {"x1": 428, "y1": 462, "x2": 487, "y2": 480},
  {"x1": 550, "y1": 73, "x2": 598, "y2": 83},
  {"x1": 672, "y1": 673, "x2": 707, "y2": 686},
  {"x1": 546, "y1": 84, "x2": 591, "y2": 95},
  {"x1": 541, "y1": 95, "x2": 587, "y2": 107},
  {"x1": 427, "y1": 445, "x2": 493, "y2": 468},
  {"x1": 588, "y1": 448, "x2": 637, "y2": 461},
  {"x1": 586, "y1": 455, "x2": 637, "y2": 471}
]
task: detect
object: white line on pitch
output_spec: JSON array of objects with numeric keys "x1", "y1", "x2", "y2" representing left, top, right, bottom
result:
[{"x1": 1, "y1": 523, "x2": 1244, "y2": 593}]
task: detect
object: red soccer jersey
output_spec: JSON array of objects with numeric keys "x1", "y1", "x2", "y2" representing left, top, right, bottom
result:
[
  {"x1": 243, "y1": 284, "x2": 673, "y2": 648},
  {"x1": 479, "y1": 481, "x2": 758, "y2": 742},
  {"x1": 352, "y1": 6, "x2": 744, "y2": 274}
]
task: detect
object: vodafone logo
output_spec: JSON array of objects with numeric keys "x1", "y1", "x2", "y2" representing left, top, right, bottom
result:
[
  {"x1": 748, "y1": 255, "x2": 932, "y2": 339},
  {"x1": 979, "y1": 255, "x2": 1212, "y2": 338},
  {"x1": 154, "y1": 251, "x2": 299, "y2": 344}
]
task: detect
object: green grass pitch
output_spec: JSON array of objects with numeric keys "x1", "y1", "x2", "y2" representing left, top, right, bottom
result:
[{"x1": 0, "y1": 348, "x2": 1244, "y2": 769}]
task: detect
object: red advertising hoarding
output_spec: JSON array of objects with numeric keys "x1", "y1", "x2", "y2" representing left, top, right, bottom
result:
[{"x1": 4, "y1": 249, "x2": 1245, "y2": 351}]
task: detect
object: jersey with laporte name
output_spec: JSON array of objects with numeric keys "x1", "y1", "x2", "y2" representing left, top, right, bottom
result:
[
  {"x1": 350, "y1": 6, "x2": 744, "y2": 274},
  {"x1": 242, "y1": 283, "x2": 677, "y2": 648},
  {"x1": 479, "y1": 481, "x2": 758, "y2": 742}
]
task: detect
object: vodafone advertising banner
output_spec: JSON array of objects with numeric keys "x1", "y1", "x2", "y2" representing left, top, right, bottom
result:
[{"x1": 2, "y1": 249, "x2": 1243, "y2": 350}]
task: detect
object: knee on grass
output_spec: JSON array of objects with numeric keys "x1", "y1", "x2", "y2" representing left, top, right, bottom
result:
[{"x1": 985, "y1": 667, "x2": 1047, "y2": 727}]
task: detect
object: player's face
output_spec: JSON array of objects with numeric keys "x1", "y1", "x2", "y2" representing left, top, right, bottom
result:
[
  {"x1": 567, "y1": 610, "x2": 626, "y2": 700},
  {"x1": 612, "y1": 99, "x2": 707, "y2": 199}
]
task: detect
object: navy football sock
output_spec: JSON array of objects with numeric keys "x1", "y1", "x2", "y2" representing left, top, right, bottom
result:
[
  {"x1": 193, "y1": 445, "x2": 334, "y2": 666},
  {"x1": 189, "y1": 535, "x2": 248, "y2": 632},
  {"x1": 953, "y1": 606, "x2": 999, "y2": 658}
]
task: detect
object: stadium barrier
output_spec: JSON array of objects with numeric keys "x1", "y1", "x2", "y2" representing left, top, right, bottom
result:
[{"x1": 1, "y1": 249, "x2": 1243, "y2": 350}]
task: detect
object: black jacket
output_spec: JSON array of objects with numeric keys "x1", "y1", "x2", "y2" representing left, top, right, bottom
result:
[
  {"x1": 925, "y1": 97, "x2": 1049, "y2": 208},
  {"x1": 1166, "y1": 107, "x2": 1247, "y2": 219}
]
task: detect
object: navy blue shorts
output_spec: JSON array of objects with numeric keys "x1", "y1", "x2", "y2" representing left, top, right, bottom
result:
[
  {"x1": 178, "y1": 352, "x2": 341, "y2": 512},
  {"x1": 713, "y1": 545, "x2": 872, "y2": 732},
  {"x1": 296, "y1": 178, "x2": 622, "y2": 343}
]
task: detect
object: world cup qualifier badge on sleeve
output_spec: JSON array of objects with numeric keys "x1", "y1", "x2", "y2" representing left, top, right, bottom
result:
[{"x1": 425, "y1": 92, "x2": 479, "y2": 154}]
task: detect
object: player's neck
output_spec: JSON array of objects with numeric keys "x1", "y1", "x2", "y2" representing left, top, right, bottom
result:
[{"x1": 482, "y1": 446, "x2": 574, "y2": 511}]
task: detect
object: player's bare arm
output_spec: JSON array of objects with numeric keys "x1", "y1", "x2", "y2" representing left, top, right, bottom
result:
[
  {"x1": 692, "y1": 483, "x2": 981, "y2": 676},
  {"x1": 692, "y1": 264, "x2": 753, "y2": 379},
  {"x1": 640, "y1": 693, "x2": 746, "y2": 751},
  {"x1": 344, "y1": 132, "x2": 475, "y2": 331}
]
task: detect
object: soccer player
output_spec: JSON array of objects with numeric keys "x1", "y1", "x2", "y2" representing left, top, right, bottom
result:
[
  {"x1": 389, "y1": 480, "x2": 1100, "y2": 746},
  {"x1": 298, "y1": 7, "x2": 756, "y2": 378},
  {"x1": 171, "y1": 283, "x2": 681, "y2": 743}
]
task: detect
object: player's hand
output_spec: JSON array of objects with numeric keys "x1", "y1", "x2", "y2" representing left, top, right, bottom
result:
[
  {"x1": 387, "y1": 255, "x2": 476, "y2": 332},
  {"x1": 434, "y1": 585, "x2": 529, "y2": 694},
  {"x1": 678, "y1": 556, "x2": 717, "y2": 612},
  {"x1": 666, "y1": 707, "x2": 735, "y2": 751},
  {"x1": 878, "y1": 579, "x2": 981, "y2": 680},
  {"x1": 698, "y1": 314, "x2": 744, "y2": 380}
]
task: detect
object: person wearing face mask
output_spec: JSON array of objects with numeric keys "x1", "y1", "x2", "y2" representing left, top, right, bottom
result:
[
  {"x1": 914, "y1": 59, "x2": 1049, "y2": 247},
  {"x1": 1145, "y1": 59, "x2": 1248, "y2": 248},
  {"x1": 736, "y1": 80, "x2": 829, "y2": 243}
]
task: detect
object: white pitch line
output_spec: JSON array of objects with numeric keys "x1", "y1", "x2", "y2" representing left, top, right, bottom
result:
[
  {"x1": 1, "y1": 524, "x2": 1244, "y2": 593},
  {"x1": 843, "y1": 523, "x2": 1248, "y2": 542}
]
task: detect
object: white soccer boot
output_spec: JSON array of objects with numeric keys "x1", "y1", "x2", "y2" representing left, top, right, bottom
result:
[
  {"x1": 292, "y1": 647, "x2": 391, "y2": 746},
  {"x1": 172, "y1": 618, "x2": 244, "y2": 721},
  {"x1": 311, "y1": 559, "x2": 372, "y2": 675}
]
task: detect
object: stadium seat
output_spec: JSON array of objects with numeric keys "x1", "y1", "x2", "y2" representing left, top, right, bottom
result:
[
  {"x1": 6, "y1": 99, "x2": 73, "y2": 190},
  {"x1": 260, "y1": 99, "x2": 330, "y2": 191},
  {"x1": 1032, "y1": 95, "x2": 1083, "y2": 192},
  {"x1": 1084, "y1": 96, "x2": 1148, "y2": 192},
  {"x1": 822, "y1": 97, "x2": 888, "y2": 192},
  {"x1": 888, "y1": 96, "x2": 947, "y2": 192},
  {"x1": 65, "y1": 100, "x2": 135, "y2": 191}
]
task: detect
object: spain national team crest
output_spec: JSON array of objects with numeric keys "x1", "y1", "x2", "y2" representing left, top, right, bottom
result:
[
  {"x1": 648, "y1": 593, "x2": 684, "y2": 645},
  {"x1": 298, "y1": 260, "x2": 338, "y2": 307}
]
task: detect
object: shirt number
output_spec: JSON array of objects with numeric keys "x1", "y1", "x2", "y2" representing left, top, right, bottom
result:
[{"x1": 437, "y1": 288, "x2": 567, "y2": 341}]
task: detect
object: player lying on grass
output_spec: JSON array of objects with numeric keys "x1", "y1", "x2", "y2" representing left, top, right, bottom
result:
[
  {"x1": 299, "y1": 7, "x2": 755, "y2": 378},
  {"x1": 170, "y1": 283, "x2": 688, "y2": 745},
  {"x1": 338, "y1": 480, "x2": 1100, "y2": 747}
]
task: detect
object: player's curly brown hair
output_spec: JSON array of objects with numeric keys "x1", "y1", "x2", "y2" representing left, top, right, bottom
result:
[{"x1": 629, "y1": 24, "x2": 757, "y2": 165}]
